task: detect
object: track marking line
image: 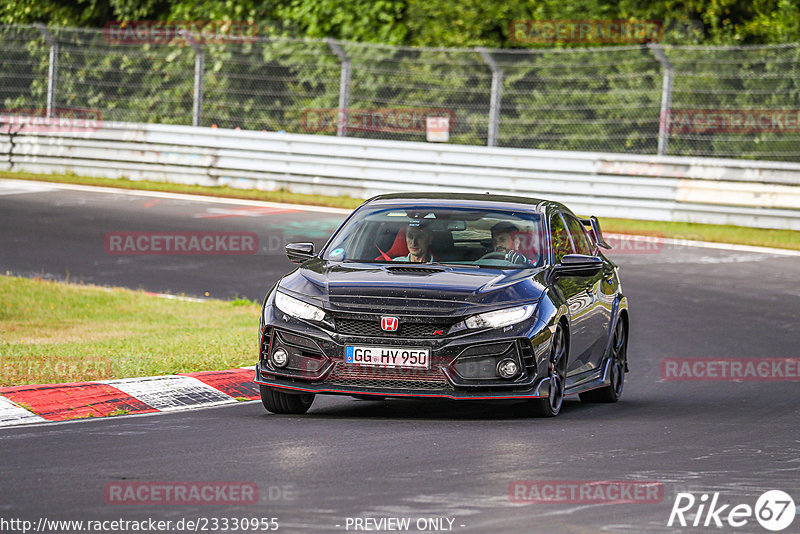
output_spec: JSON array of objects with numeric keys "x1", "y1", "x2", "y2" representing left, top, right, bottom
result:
[
  {"x1": 0, "y1": 180, "x2": 59, "y2": 196},
  {"x1": 0, "y1": 368, "x2": 261, "y2": 428},
  {"x1": 180, "y1": 369, "x2": 260, "y2": 400},
  {"x1": 196, "y1": 206, "x2": 299, "y2": 218},
  {"x1": 0, "y1": 396, "x2": 47, "y2": 426},
  {"x1": 0, "y1": 178, "x2": 351, "y2": 214},
  {"x1": 0, "y1": 382, "x2": 159, "y2": 421},
  {"x1": 604, "y1": 232, "x2": 800, "y2": 257},
  {"x1": 0, "y1": 399, "x2": 256, "y2": 430},
  {"x1": 2, "y1": 179, "x2": 794, "y2": 255},
  {"x1": 102, "y1": 375, "x2": 237, "y2": 411}
]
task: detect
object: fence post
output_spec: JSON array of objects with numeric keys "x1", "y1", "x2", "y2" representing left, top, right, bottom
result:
[
  {"x1": 649, "y1": 44, "x2": 674, "y2": 156},
  {"x1": 326, "y1": 38, "x2": 351, "y2": 137},
  {"x1": 477, "y1": 47, "x2": 503, "y2": 147},
  {"x1": 191, "y1": 42, "x2": 205, "y2": 127},
  {"x1": 34, "y1": 24, "x2": 58, "y2": 118}
]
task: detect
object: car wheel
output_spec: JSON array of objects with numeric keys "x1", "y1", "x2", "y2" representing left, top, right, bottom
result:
[
  {"x1": 519, "y1": 325, "x2": 567, "y2": 417},
  {"x1": 259, "y1": 385, "x2": 315, "y2": 414},
  {"x1": 580, "y1": 317, "x2": 627, "y2": 403}
]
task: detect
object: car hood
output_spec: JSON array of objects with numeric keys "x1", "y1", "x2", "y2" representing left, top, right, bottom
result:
[{"x1": 277, "y1": 259, "x2": 546, "y2": 316}]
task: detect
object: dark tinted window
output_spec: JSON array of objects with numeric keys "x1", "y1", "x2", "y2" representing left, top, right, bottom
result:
[
  {"x1": 564, "y1": 214, "x2": 593, "y2": 255},
  {"x1": 549, "y1": 213, "x2": 573, "y2": 263},
  {"x1": 322, "y1": 205, "x2": 544, "y2": 268}
]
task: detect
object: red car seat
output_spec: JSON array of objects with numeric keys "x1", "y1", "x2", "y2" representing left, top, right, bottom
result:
[{"x1": 375, "y1": 227, "x2": 409, "y2": 260}]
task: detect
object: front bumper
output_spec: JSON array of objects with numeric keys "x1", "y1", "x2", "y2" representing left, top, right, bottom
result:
[
  {"x1": 255, "y1": 372, "x2": 549, "y2": 400},
  {"x1": 256, "y1": 306, "x2": 554, "y2": 400}
]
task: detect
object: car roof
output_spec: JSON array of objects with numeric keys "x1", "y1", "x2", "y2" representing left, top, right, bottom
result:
[{"x1": 365, "y1": 192, "x2": 565, "y2": 213}]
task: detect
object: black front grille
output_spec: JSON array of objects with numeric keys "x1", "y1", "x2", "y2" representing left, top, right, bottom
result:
[
  {"x1": 325, "y1": 361, "x2": 452, "y2": 390},
  {"x1": 334, "y1": 317, "x2": 452, "y2": 338},
  {"x1": 518, "y1": 339, "x2": 536, "y2": 375}
]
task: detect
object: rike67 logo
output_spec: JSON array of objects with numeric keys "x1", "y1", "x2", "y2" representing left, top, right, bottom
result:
[{"x1": 668, "y1": 490, "x2": 795, "y2": 531}]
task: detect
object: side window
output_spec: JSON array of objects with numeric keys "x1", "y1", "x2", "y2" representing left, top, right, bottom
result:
[
  {"x1": 549, "y1": 213, "x2": 574, "y2": 263},
  {"x1": 564, "y1": 215, "x2": 593, "y2": 256}
]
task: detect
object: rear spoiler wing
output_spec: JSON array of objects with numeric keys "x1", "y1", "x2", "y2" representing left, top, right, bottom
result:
[{"x1": 580, "y1": 216, "x2": 612, "y2": 250}]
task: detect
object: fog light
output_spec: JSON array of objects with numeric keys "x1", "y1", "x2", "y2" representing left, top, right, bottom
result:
[
  {"x1": 497, "y1": 358, "x2": 519, "y2": 379},
  {"x1": 271, "y1": 347, "x2": 289, "y2": 368}
]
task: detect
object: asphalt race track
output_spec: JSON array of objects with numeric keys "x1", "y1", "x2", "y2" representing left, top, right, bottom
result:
[
  {"x1": 1, "y1": 179, "x2": 799, "y2": 533},
  {"x1": 0, "y1": 180, "x2": 349, "y2": 302}
]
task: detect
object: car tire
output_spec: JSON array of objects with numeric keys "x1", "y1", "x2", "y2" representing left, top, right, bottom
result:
[
  {"x1": 259, "y1": 385, "x2": 315, "y2": 414},
  {"x1": 518, "y1": 325, "x2": 567, "y2": 417},
  {"x1": 580, "y1": 317, "x2": 627, "y2": 404}
]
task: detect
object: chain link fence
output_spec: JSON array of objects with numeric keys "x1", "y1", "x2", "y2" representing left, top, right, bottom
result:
[{"x1": 2, "y1": 25, "x2": 800, "y2": 161}]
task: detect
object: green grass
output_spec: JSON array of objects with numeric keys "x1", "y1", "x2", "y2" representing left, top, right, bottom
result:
[
  {"x1": 2, "y1": 169, "x2": 798, "y2": 250},
  {"x1": 600, "y1": 218, "x2": 800, "y2": 250},
  {"x1": 598, "y1": 218, "x2": 800, "y2": 251},
  {"x1": 0, "y1": 275, "x2": 259, "y2": 387}
]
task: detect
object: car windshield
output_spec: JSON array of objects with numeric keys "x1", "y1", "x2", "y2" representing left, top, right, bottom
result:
[{"x1": 322, "y1": 205, "x2": 544, "y2": 268}]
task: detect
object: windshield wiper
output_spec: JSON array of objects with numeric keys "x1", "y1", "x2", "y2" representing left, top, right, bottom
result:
[{"x1": 427, "y1": 262, "x2": 481, "y2": 269}]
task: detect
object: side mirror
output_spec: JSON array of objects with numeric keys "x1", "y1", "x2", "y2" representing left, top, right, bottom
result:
[
  {"x1": 580, "y1": 216, "x2": 611, "y2": 250},
  {"x1": 285, "y1": 242, "x2": 315, "y2": 264},
  {"x1": 555, "y1": 254, "x2": 603, "y2": 277}
]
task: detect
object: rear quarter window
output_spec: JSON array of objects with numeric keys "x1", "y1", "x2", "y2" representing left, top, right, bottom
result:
[
  {"x1": 550, "y1": 213, "x2": 574, "y2": 263},
  {"x1": 564, "y1": 215, "x2": 593, "y2": 256}
]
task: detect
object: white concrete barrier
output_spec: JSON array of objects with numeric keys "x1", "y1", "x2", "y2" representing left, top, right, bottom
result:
[{"x1": 2, "y1": 121, "x2": 799, "y2": 230}]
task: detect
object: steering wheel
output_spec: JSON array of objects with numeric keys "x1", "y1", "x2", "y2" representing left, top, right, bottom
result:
[
  {"x1": 478, "y1": 251, "x2": 508, "y2": 260},
  {"x1": 479, "y1": 250, "x2": 530, "y2": 264}
]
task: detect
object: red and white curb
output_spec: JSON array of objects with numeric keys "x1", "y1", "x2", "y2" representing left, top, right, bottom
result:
[{"x1": 0, "y1": 368, "x2": 259, "y2": 427}]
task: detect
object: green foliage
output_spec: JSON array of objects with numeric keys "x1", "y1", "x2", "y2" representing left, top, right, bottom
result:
[
  {"x1": 1, "y1": 1, "x2": 799, "y2": 160},
  {"x1": 277, "y1": 0, "x2": 407, "y2": 44},
  {"x1": 2, "y1": 0, "x2": 800, "y2": 46},
  {"x1": 0, "y1": 0, "x2": 112, "y2": 26}
]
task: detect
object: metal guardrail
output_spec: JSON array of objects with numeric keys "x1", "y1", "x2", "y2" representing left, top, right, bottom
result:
[{"x1": 2, "y1": 121, "x2": 799, "y2": 230}]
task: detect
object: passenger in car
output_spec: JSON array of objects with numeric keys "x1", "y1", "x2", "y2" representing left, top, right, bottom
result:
[{"x1": 393, "y1": 221, "x2": 434, "y2": 262}]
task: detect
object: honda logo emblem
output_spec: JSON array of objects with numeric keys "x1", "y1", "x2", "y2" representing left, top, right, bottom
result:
[{"x1": 380, "y1": 316, "x2": 399, "y2": 332}]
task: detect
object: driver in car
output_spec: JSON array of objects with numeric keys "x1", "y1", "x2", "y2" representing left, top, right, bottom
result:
[
  {"x1": 490, "y1": 222, "x2": 531, "y2": 265},
  {"x1": 393, "y1": 221, "x2": 434, "y2": 263}
]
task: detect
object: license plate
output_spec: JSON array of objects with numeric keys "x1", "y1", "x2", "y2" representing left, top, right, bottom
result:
[{"x1": 345, "y1": 345, "x2": 430, "y2": 369}]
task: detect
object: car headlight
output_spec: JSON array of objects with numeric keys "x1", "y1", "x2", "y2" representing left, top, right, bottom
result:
[
  {"x1": 272, "y1": 291, "x2": 325, "y2": 322},
  {"x1": 465, "y1": 304, "x2": 536, "y2": 330}
]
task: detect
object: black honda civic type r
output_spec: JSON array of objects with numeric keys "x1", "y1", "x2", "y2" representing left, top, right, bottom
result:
[{"x1": 256, "y1": 193, "x2": 629, "y2": 417}]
